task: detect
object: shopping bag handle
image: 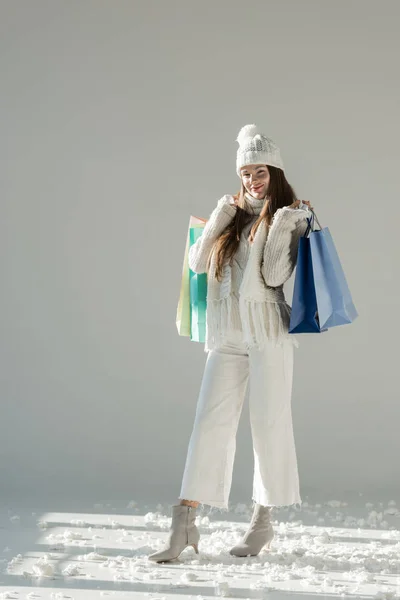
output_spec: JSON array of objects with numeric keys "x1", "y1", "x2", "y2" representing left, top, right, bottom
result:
[{"x1": 304, "y1": 209, "x2": 323, "y2": 237}]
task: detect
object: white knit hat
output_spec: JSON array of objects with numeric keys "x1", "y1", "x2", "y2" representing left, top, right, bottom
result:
[{"x1": 236, "y1": 124, "x2": 284, "y2": 176}]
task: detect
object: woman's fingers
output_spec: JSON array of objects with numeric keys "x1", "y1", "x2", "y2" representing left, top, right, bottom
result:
[
  {"x1": 302, "y1": 200, "x2": 314, "y2": 209},
  {"x1": 290, "y1": 199, "x2": 314, "y2": 209}
]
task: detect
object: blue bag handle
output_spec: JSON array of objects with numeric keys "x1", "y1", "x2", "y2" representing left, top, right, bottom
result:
[{"x1": 303, "y1": 209, "x2": 323, "y2": 238}]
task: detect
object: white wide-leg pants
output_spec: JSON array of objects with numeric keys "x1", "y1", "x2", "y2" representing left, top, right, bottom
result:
[{"x1": 179, "y1": 332, "x2": 301, "y2": 509}]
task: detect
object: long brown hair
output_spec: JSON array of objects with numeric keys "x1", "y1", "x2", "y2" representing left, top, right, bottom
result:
[{"x1": 207, "y1": 165, "x2": 298, "y2": 281}]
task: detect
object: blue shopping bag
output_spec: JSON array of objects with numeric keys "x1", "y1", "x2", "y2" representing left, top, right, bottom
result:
[
  {"x1": 288, "y1": 230, "x2": 323, "y2": 334},
  {"x1": 289, "y1": 212, "x2": 358, "y2": 334}
]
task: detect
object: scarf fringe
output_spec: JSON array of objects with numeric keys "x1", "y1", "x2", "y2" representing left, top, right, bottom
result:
[
  {"x1": 205, "y1": 293, "x2": 299, "y2": 352},
  {"x1": 239, "y1": 297, "x2": 299, "y2": 350},
  {"x1": 206, "y1": 294, "x2": 241, "y2": 350}
]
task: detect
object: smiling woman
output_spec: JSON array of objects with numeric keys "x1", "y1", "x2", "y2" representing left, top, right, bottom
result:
[
  {"x1": 149, "y1": 123, "x2": 314, "y2": 563},
  {"x1": 210, "y1": 139, "x2": 309, "y2": 283},
  {"x1": 241, "y1": 164, "x2": 270, "y2": 198}
]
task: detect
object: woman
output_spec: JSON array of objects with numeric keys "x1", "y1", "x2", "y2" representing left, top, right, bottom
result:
[{"x1": 149, "y1": 124, "x2": 313, "y2": 562}]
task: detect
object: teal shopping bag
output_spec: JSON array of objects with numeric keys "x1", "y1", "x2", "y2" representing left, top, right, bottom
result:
[{"x1": 189, "y1": 227, "x2": 208, "y2": 342}]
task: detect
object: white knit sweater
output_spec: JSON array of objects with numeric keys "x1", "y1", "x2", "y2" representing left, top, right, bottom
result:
[{"x1": 189, "y1": 194, "x2": 311, "y2": 352}]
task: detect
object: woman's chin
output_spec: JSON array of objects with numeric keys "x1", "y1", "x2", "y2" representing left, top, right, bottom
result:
[{"x1": 249, "y1": 190, "x2": 265, "y2": 199}]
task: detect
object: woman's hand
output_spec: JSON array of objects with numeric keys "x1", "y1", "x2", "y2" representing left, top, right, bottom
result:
[{"x1": 289, "y1": 199, "x2": 314, "y2": 210}]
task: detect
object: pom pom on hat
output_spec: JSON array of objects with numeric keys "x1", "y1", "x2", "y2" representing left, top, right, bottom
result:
[{"x1": 236, "y1": 124, "x2": 260, "y2": 146}]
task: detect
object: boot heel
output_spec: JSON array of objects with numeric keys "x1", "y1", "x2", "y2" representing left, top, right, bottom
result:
[
  {"x1": 148, "y1": 504, "x2": 200, "y2": 563},
  {"x1": 229, "y1": 504, "x2": 274, "y2": 557}
]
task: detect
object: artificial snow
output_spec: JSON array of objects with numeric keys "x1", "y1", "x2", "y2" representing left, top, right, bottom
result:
[
  {"x1": 214, "y1": 581, "x2": 230, "y2": 596},
  {"x1": 31, "y1": 558, "x2": 55, "y2": 577},
  {"x1": 1, "y1": 497, "x2": 400, "y2": 599},
  {"x1": 62, "y1": 563, "x2": 81, "y2": 576}
]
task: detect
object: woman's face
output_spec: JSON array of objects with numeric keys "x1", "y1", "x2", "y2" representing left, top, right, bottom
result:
[{"x1": 240, "y1": 164, "x2": 270, "y2": 199}]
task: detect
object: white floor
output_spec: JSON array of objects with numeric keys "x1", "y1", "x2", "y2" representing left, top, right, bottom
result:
[{"x1": 1, "y1": 494, "x2": 400, "y2": 600}]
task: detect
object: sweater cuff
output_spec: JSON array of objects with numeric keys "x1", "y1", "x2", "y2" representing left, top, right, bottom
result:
[
  {"x1": 217, "y1": 194, "x2": 238, "y2": 218},
  {"x1": 203, "y1": 195, "x2": 237, "y2": 239},
  {"x1": 271, "y1": 206, "x2": 310, "y2": 232}
]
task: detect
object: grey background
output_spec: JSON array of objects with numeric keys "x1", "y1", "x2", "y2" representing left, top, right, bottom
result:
[{"x1": 1, "y1": 0, "x2": 399, "y2": 508}]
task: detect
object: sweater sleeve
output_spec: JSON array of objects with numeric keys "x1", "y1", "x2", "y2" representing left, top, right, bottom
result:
[
  {"x1": 261, "y1": 206, "x2": 310, "y2": 287},
  {"x1": 188, "y1": 195, "x2": 237, "y2": 274}
]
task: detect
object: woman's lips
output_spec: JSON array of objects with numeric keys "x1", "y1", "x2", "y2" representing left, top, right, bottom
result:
[{"x1": 251, "y1": 185, "x2": 263, "y2": 192}]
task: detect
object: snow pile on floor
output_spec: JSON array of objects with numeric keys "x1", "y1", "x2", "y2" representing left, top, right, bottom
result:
[{"x1": 1, "y1": 497, "x2": 400, "y2": 599}]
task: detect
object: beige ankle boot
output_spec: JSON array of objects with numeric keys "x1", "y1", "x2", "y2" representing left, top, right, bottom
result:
[
  {"x1": 148, "y1": 504, "x2": 200, "y2": 563},
  {"x1": 229, "y1": 503, "x2": 274, "y2": 557}
]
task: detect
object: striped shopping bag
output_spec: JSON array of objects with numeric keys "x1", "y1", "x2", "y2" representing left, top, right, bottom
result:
[{"x1": 176, "y1": 216, "x2": 207, "y2": 342}]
